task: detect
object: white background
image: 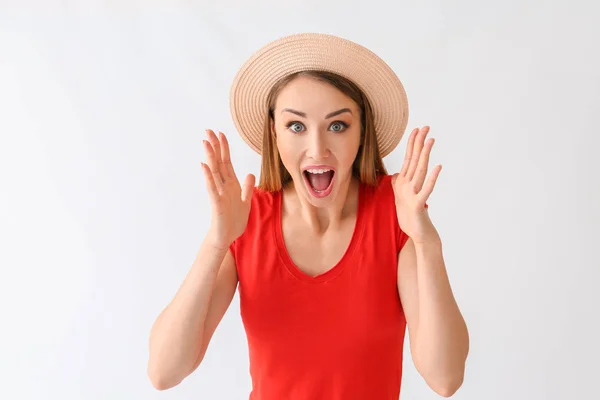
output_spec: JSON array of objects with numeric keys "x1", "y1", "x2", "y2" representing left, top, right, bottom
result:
[{"x1": 1, "y1": 1, "x2": 599, "y2": 399}]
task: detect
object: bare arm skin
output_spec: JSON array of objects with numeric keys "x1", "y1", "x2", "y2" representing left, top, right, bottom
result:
[
  {"x1": 397, "y1": 236, "x2": 469, "y2": 398},
  {"x1": 147, "y1": 129, "x2": 254, "y2": 391},
  {"x1": 147, "y1": 237, "x2": 238, "y2": 390}
]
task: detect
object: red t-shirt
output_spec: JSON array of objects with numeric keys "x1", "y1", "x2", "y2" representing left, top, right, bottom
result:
[{"x1": 229, "y1": 174, "x2": 412, "y2": 400}]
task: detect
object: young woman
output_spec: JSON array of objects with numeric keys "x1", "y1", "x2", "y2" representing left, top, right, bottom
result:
[{"x1": 148, "y1": 33, "x2": 469, "y2": 399}]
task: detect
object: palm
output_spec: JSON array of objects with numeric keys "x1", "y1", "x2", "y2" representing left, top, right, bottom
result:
[
  {"x1": 201, "y1": 129, "x2": 255, "y2": 249},
  {"x1": 392, "y1": 126, "x2": 441, "y2": 243}
]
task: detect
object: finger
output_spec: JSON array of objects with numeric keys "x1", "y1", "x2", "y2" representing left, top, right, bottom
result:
[
  {"x1": 419, "y1": 164, "x2": 441, "y2": 203},
  {"x1": 219, "y1": 131, "x2": 237, "y2": 180},
  {"x1": 241, "y1": 174, "x2": 256, "y2": 203},
  {"x1": 407, "y1": 126, "x2": 429, "y2": 180},
  {"x1": 399, "y1": 128, "x2": 418, "y2": 177},
  {"x1": 203, "y1": 139, "x2": 224, "y2": 192},
  {"x1": 201, "y1": 162, "x2": 220, "y2": 202},
  {"x1": 206, "y1": 129, "x2": 223, "y2": 171},
  {"x1": 413, "y1": 137, "x2": 434, "y2": 192}
]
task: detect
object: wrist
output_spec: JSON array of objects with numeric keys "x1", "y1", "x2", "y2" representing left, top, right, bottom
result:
[
  {"x1": 412, "y1": 230, "x2": 442, "y2": 247},
  {"x1": 205, "y1": 229, "x2": 231, "y2": 253}
]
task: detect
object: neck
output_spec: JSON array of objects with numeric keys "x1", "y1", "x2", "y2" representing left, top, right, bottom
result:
[{"x1": 283, "y1": 174, "x2": 360, "y2": 234}]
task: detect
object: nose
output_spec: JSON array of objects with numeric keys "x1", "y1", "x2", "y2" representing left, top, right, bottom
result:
[{"x1": 306, "y1": 130, "x2": 330, "y2": 160}]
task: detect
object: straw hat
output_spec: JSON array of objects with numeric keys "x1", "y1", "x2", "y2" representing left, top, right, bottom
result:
[{"x1": 229, "y1": 32, "x2": 409, "y2": 157}]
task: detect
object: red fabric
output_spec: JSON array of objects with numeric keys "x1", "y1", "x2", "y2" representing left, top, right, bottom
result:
[{"x1": 229, "y1": 174, "x2": 413, "y2": 400}]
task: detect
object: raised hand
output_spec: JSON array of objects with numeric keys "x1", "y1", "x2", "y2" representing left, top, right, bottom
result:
[
  {"x1": 392, "y1": 126, "x2": 441, "y2": 244},
  {"x1": 201, "y1": 129, "x2": 256, "y2": 250}
]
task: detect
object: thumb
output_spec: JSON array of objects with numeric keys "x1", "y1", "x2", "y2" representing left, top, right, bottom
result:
[{"x1": 241, "y1": 174, "x2": 256, "y2": 203}]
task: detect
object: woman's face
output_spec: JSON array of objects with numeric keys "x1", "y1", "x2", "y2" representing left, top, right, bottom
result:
[{"x1": 272, "y1": 75, "x2": 362, "y2": 207}]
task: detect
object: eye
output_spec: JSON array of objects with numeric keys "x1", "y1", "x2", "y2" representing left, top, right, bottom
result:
[
  {"x1": 329, "y1": 121, "x2": 348, "y2": 132},
  {"x1": 286, "y1": 121, "x2": 305, "y2": 133}
]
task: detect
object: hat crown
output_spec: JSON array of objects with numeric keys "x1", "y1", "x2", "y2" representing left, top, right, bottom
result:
[{"x1": 230, "y1": 32, "x2": 409, "y2": 157}]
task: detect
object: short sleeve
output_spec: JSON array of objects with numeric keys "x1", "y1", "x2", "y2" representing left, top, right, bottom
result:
[
  {"x1": 229, "y1": 239, "x2": 237, "y2": 261},
  {"x1": 396, "y1": 228, "x2": 410, "y2": 252}
]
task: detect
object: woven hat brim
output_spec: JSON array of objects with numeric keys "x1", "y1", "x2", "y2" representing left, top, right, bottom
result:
[{"x1": 230, "y1": 33, "x2": 409, "y2": 158}]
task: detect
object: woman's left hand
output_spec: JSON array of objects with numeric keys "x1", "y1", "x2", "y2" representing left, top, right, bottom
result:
[{"x1": 392, "y1": 126, "x2": 442, "y2": 245}]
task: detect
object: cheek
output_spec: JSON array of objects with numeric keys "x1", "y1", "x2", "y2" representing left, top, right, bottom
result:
[
  {"x1": 334, "y1": 133, "x2": 361, "y2": 166},
  {"x1": 276, "y1": 135, "x2": 299, "y2": 170},
  {"x1": 341, "y1": 149, "x2": 360, "y2": 169}
]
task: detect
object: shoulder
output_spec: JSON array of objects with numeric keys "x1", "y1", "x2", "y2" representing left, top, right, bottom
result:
[
  {"x1": 359, "y1": 174, "x2": 398, "y2": 228},
  {"x1": 246, "y1": 186, "x2": 279, "y2": 218},
  {"x1": 236, "y1": 186, "x2": 279, "y2": 240},
  {"x1": 362, "y1": 174, "x2": 396, "y2": 205},
  {"x1": 229, "y1": 186, "x2": 276, "y2": 254},
  {"x1": 360, "y1": 174, "x2": 411, "y2": 253}
]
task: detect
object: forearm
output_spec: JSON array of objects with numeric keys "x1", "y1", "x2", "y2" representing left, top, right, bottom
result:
[
  {"x1": 147, "y1": 233, "x2": 228, "y2": 388},
  {"x1": 413, "y1": 238, "x2": 469, "y2": 393}
]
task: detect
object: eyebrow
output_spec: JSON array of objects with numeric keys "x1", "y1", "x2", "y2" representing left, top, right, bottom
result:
[{"x1": 281, "y1": 108, "x2": 353, "y2": 119}]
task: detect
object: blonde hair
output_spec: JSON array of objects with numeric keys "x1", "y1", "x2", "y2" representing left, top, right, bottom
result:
[{"x1": 258, "y1": 70, "x2": 387, "y2": 192}]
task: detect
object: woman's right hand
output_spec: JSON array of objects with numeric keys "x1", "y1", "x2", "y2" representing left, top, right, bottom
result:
[{"x1": 201, "y1": 129, "x2": 255, "y2": 251}]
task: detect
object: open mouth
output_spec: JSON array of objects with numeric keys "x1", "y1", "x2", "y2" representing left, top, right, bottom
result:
[{"x1": 302, "y1": 167, "x2": 335, "y2": 198}]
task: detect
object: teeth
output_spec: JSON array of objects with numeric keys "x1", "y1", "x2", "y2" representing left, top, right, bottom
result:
[{"x1": 306, "y1": 168, "x2": 332, "y2": 174}]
